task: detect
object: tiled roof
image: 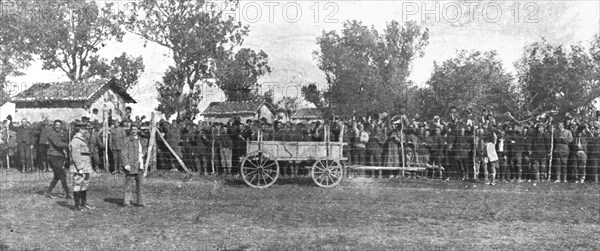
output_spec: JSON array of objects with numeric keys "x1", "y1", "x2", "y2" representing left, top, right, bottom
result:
[
  {"x1": 202, "y1": 101, "x2": 264, "y2": 116},
  {"x1": 291, "y1": 108, "x2": 323, "y2": 119},
  {"x1": 11, "y1": 78, "x2": 136, "y2": 103}
]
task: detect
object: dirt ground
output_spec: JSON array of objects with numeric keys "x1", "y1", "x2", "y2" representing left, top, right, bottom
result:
[{"x1": 1, "y1": 169, "x2": 599, "y2": 250}]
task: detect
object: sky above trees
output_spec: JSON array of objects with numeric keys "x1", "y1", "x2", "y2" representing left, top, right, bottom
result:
[{"x1": 6, "y1": 0, "x2": 600, "y2": 117}]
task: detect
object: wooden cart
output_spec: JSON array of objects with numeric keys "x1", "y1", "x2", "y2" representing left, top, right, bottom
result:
[{"x1": 240, "y1": 127, "x2": 347, "y2": 188}]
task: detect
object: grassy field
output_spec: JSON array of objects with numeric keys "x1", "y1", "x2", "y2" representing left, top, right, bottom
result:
[{"x1": 1, "y1": 169, "x2": 599, "y2": 251}]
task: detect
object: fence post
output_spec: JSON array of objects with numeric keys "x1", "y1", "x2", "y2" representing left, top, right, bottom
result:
[
  {"x1": 157, "y1": 131, "x2": 191, "y2": 173},
  {"x1": 103, "y1": 107, "x2": 109, "y2": 172},
  {"x1": 143, "y1": 112, "x2": 156, "y2": 177},
  {"x1": 400, "y1": 124, "x2": 405, "y2": 178},
  {"x1": 6, "y1": 124, "x2": 10, "y2": 170},
  {"x1": 211, "y1": 127, "x2": 216, "y2": 174},
  {"x1": 151, "y1": 123, "x2": 157, "y2": 173}
]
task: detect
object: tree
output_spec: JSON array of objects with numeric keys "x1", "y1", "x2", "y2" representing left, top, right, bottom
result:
[
  {"x1": 214, "y1": 48, "x2": 271, "y2": 102},
  {"x1": 515, "y1": 37, "x2": 600, "y2": 120},
  {"x1": 314, "y1": 20, "x2": 429, "y2": 117},
  {"x1": 423, "y1": 50, "x2": 516, "y2": 120},
  {"x1": 275, "y1": 96, "x2": 300, "y2": 119},
  {"x1": 156, "y1": 67, "x2": 201, "y2": 120},
  {"x1": 88, "y1": 53, "x2": 146, "y2": 91},
  {"x1": 0, "y1": 0, "x2": 44, "y2": 101},
  {"x1": 37, "y1": 0, "x2": 125, "y2": 81},
  {"x1": 125, "y1": 0, "x2": 248, "y2": 120},
  {"x1": 301, "y1": 83, "x2": 325, "y2": 109}
]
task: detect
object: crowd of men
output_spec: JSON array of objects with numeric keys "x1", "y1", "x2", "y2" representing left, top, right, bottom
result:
[{"x1": 1, "y1": 106, "x2": 599, "y2": 186}]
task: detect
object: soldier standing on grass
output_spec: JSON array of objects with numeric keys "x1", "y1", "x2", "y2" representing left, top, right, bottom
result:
[
  {"x1": 572, "y1": 126, "x2": 588, "y2": 184},
  {"x1": 44, "y1": 120, "x2": 71, "y2": 199},
  {"x1": 17, "y1": 119, "x2": 35, "y2": 173},
  {"x1": 37, "y1": 118, "x2": 52, "y2": 172},
  {"x1": 553, "y1": 122, "x2": 573, "y2": 183},
  {"x1": 69, "y1": 122, "x2": 95, "y2": 211},
  {"x1": 530, "y1": 123, "x2": 551, "y2": 182},
  {"x1": 121, "y1": 123, "x2": 148, "y2": 207},
  {"x1": 587, "y1": 124, "x2": 600, "y2": 184}
]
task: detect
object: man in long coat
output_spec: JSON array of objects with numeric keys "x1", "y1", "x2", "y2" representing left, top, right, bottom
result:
[
  {"x1": 120, "y1": 123, "x2": 148, "y2": 207},
  {"x1": 70, "y1": 122, "x2": 95, "y2": 211}
]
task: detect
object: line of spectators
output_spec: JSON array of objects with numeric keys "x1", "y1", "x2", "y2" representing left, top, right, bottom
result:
[{"x1": 2, "y1": 107, "x2": 598, "y2": 184}]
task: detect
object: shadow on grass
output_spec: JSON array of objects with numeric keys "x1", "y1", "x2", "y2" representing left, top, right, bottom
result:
[
  {"x1": 222, "y1": 176, "x2": 319, "y2": 188},
  {"x1": 56, "y1": 201, "x2": 75, "y2": 210},
  {"x1": 103, "y1": 198, "x2": 123, "y2": 206}
]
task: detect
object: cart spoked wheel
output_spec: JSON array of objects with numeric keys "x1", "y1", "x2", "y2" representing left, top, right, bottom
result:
[
  {"x1": 241, "y1": 150, "x2": 280, "y2": 188},
  {"x1": 311, "y1": 158, "x2": 344, "y2": 188}
]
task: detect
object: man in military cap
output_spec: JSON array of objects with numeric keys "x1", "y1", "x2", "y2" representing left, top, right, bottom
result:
[
  {"x1": 120, "y1": 123, "x2": 148, "y2": 207},
  {"x1": 70, "y1": 122, "x2": 95, "y2": 211},
  {"x1": 44, "y1": 120, "x2": 71, "y2": 199}
]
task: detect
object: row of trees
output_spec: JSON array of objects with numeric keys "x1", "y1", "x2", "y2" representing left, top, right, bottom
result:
[
  {"x1": 1, "y1": 1, "x2": 145, "y2": 94},
  {"x1": 2, "y1": 0, "x2": 273, "y2": 120},
  {"x1": 303, "y1": 20, "x2": 600, "y2": 122},
  {"x1": 3, "y1": 1, "x2": 598, "y2": 122}
]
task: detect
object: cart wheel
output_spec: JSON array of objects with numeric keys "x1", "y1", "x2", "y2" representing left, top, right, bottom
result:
[
  {"x1": 240, "y1": 150, "x2": 279, "y2": 188},
  {"x1": 311, "y1": 158, "x2": 343, "y2": 188}
]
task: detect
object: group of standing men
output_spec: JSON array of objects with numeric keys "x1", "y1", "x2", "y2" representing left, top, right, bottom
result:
[{"x1": 41, "y1": 118, "x2": 148, "y2": 211}]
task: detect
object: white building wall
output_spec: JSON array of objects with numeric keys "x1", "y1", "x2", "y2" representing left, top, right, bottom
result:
[
  {"x1": 0, "y1": 102, "x2": 15, "y2": 121},
  {"x1": 15, "y1": 89, "x2": 129, "y2": 123}
]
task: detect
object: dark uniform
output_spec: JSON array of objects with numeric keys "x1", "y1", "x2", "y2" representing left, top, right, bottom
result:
[
  {"x1": 180, "y1": 128, "x2": 194, "y2": 171},
  {"x1": 509, "y1": 131, "x2": 529, "y2": 182},
  {"x1": 120, "y1": 127, "x2": 148, "y2": 206},
  {"x1": 110, "y1": 125, "x2": 127, "y2": 173},
  {"x1": 571, "y1": 130, "x2": 587, "y2": 183},
  {"x1": 495, "y1": 133, "x2": 509, "y2": 181},
  {"x1": 17, "y1": 123, "x2": 35, "y2": 172},
  {"x1": 217, "y1": 128, "x2": 233, "y2": 175},
  {"x1": 38, "y1": 121, "x2": 52, "y2": 171},
  {"x1": 553, "y1": 126, "x2": 573, "y2": 182},
  {"x1": 45, "y1": 122, "x2": 71, "y2": 199},
  {"x1": 529, "y1": 127, "x2": 551, "y2": 181},
  {"x1": 587, "y1": 129, "x2": 600, "y2": 183},
  {"x1": 450, "y1": 131, "x2": 471, "y2": 180}
]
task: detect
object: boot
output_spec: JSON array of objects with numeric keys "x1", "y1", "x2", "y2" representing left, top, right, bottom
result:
[
  {"x1": 81, "y1": 190, "x2": 95, "y2": 209},
  {"x1": 73, "y1": 192, "x2": 82, "y2": 211},
  {"x1": 123, "y1": 191, "x2": 132, "y2": 206},
  {"x1": 562, "y1": 174, "x2": 567, "y2": 183}
]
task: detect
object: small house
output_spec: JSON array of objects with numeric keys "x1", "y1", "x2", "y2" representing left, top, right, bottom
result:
[
  {"x1": 11, "y1": 78, "x2": 136, "y2": 122},
  {"x1": 201, "y1": 101, "x2": 273, "y2": 124},
  {"x1": 291, "y1": 108, "x2": 324, "y2": 123}
]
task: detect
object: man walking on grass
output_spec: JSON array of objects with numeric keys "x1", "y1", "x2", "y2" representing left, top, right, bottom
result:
[{"x1": 44, "y1": 120, "x2": 71, "y2": 199}]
